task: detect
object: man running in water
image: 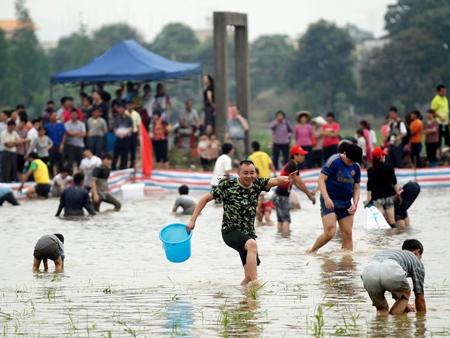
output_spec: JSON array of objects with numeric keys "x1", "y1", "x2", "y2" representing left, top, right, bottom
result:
[{"x1": 186, "y1": 160, "x2": 296, "y2": 286}]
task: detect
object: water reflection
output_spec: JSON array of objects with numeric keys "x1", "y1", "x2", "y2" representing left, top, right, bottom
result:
[
  {"x1": 320, "y1": 254, "x2": 360, "y2": 300},
  {"x1": 165, "y1": 299, "x2": 194, "y2": 337},
  {"x1": 367, "y1": 314, "x2": 427, "y2": 338}
]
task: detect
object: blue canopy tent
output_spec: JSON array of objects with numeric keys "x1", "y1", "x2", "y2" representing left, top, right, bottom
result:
[{"x1": 50, "y1": 39, "x2": 202, "y2": 84}]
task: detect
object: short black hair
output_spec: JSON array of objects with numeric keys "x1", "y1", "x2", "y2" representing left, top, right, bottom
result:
[
  {"x1": 60, "y1": 166, "x2": 70, "y2": 174},
  {"x1": 239, "y1": 159, "x2": 255, "y2": 167},
  {"x1": 345, "y1": 143, "x2": 363, "y2": 164},
  {"x1": 221, "y1": 143, "x2": 234, "y2": 155},
  {"x1": 338, "y1": 139, "x2": 353, "y2": 154},
  {"x1": 275, "y1": 110, "x2": 285, "y2": 118},
  {"x1": 54, "y1": 233, "x2": 64, "y2": 243},
  {"x1": 16, "y1": 104, "x2": 25, "y2": 110},
  {"x1": 73, "y1": 172, "x2": 84, "y2": 185},
  {"x1": 410, "y1": 110, "x2": 422, "y2": 119},
  {"x1": 178, "y1": 185, "x2": 189, "y2": 195},
  {"x1": 46, "y1": 100, "x2": 54, "y2": 105},
  {"x1": 389, "y1": 106, "x2": 398, "y2": 113},
  {"x1": 402, "y1": 239, "x2": 423, "y2": 255},
  {"x1": 80, "y1": 92, "x2": 88, "y2": 99},
  {"x1": 101, "y1": 152, "x2": 113, "y2": 160},
  {"x1": 7, "y1": 120, "x2": 16, "y2": 126},
  {"x1": 251, "y1": 141, "x2": 260, "y2": 151},
  {"x1": 28, "y1": 152, "x2": 39, "y2": 159},
  {"x1": 437, "y1": 84, "x2": 446, "y2": 91},
  {"x1": 326, "y1": 112, "x2": 335, "y2": 119}
]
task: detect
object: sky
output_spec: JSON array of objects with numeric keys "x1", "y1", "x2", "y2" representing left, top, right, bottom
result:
[{"x1": 0, "y1": 0, "x2": 396, "y2": 43}]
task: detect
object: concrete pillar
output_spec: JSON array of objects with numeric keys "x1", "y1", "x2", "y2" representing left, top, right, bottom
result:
[
  {"x1": 213, "y1": 13, "x2": 228, "y2": 142},
  {"x1": 213, "y1": 12, "x2": 249, "y2": 149},
  {"x1": 235, "y1": 23, "x2": 249, "y2": 153}
]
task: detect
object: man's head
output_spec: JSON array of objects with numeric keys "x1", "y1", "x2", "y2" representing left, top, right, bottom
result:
[
  {"x1": 251, "y1": 141, "x2": 260, "y2": 152},
  {"x1": 49, "y1": 111, "x2": 57, "y2": 123},
  {"x1": 426, "y1": 109, "x2": 435, "y2": 120},
  {"x1": 54, "y1": 233, "x2": 64, "y2": 243},
  {"x1": 101, "y1": 153, "x2": 113, "y2": 168},
  {"x1": 0, "y1": 110, "x2": 9, "y2": 122},
  {"x1": 7, "y1": 120, "x2": 16, "y2": 132},
  {"x1": 275, "y1": 110, "x2": 285, "y2": 122},
  {"x1": 28, "y1": 152, "x2": 39, "y2": 162},
  {"x1": 342, "y1": 143, "x2": 362, "y2": 165},
  {"x1": 18, "y1": 115, "x2": 27, "y2": 128},
  {"x1": 62, "y1": 97, "x2": 74, "y2": 109},
  {"x1": 290, "y1": 144, "x2": 308, "y2": 164},
  {"x1": 338, "y1": 139, "x2": 353, "y2": 154},
  {"x1": 92, "y1": 106, "x2": 101, "y2": 118},
  {"x1": 156, "y1": 83, "x2": 165, "y2": 95},
  {"x1": 143, "y1": 84, "x2": 151, "y2": 94},
  {"x1": 46, "y1": 100, "x2": 55, "y2": 109},
  {"x1": 410, "y1": 110, "x2": 421, "y2": 120},
  {"x1": 83, "y1": 148, "x2": 93, "y2": 159},
  {"x1": 402, "y1": 239, "x2": 424, "y2": 259},
  {"x1": 16, "y1": 104, "x2": 25, "y2": 113},
  {"x1": 32, "y1": 118, "x2": 41, "y2": 129},
  {"x1": 60, "y1": 166, "x2": 70, "y2": 178},
  {"x1": 437, "y1": 84, "x2": 446, "y2": 97},
  {"x1": 70, "y1": 108, "x2": 78, "y2": 121},
  {"x1": 38, "y1": 126, "x2": 46, "y2": 136},
  {"x1": 73, "y1": 172, "x2": 84, "y2": 186},
  {"x1": 92, "y1": 90, "x2": 102, "y2": 102},
  {"x1": 114, "y1": 101, "x2": 126, "y2": 115},
  {"x1": 230, "y1": 104, "x2": 239, "y2": 118},
  {"x1": 82, "y1": 95, "x2": 93, "y2": 107},
  {"x1": 388, "y1": 106, "x2": 398, "y2": 120},
  {"x1": 178, "y1": 185, "x2": 189, "y2": 195},
  {"x1": 326, "y1": 112, "x2": 335, "y2": 124},
  {"x1": 238, "y1": 160, "x2": 257, "y2": 187},
  {"x1": 185, "y1": 100, "x2": 193, "y2": 111},
  {"x1": 221, "y1": 142, "x2": 234, "y2": 155}
]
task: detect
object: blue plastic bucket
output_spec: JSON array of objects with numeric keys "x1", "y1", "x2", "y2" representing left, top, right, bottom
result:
[{"x1": 159, "y1": 223, "x2": 192, "y2": 263}]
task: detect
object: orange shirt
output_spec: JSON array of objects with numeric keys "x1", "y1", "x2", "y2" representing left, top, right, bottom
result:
[{"x1": 409, "y1": 119, "x2": 423, "y2": 144}]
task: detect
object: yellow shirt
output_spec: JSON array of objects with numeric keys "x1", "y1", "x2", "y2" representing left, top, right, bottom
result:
[
  {"x1": 126, "y1": 110, "x2": 142, "y2": 133},
  {"x1": 431, "y1": 94, "x2": 449, "y2": 124},
  {"x1": 30, "y1": 159, "x2": 50, "y2": 184},
  {"x1": 249, "y1": 151, "x2": 272, "y2": 178}
]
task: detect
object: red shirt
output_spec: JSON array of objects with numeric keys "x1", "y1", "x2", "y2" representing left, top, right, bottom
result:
[{"x1": 322, "y1": 122, "x2": 340, "y2": 147}]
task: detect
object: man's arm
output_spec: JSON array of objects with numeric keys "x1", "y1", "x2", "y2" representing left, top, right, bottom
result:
[
  {"x1": 83, "y1": 192, "x2": 96, "y2": 216},
  {"x1": 55, "y1": 191, "x2": 65, "y2": 217},
  {"x1": 238, "y1": 115, "x2": 249, "y2": 131},
  {"x1": 91, "y1": 178, "x2": 99, "y2": 203},
  {"x1": 265, "y1": 174, "x2": 291, "y2": 189},
  {"x1": 415, "y1": 293, "x2": 426, "y2": 313},
  {"x1": 186, "y1": 193, "x2": 214, "y2": 231},
  {"x1": 293, "y1": 174, "x2": 315, "y2": 202},
  {"x1": 318, "y1": 173, "x2": 333, "y2": 208}
]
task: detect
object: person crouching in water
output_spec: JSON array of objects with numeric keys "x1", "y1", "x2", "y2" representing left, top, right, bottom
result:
[
  {"x1": 361, "y1": 239, "x2": 426, "y2": 315},
  {"x1": 366, "y1": 147, "x2": 399, "y2": 227},
  {"x1": 33, "y1": 233, "x2": 65, "y2": 273},
  {"x1": 308, "y1": 143, "x2": 362, "y2": 253},
  {"x1": 186, "y1": 160, "x2": 297, "y2": 286},
  {"x1": 55, "y1": 173, "x2": 96, "y2": 217},
  {"x1": 172, "y1": 185, "x2": 196, "y2": 215},
  {"x1": 91, "y1": 153, "x2": 121, "y2": 212}
]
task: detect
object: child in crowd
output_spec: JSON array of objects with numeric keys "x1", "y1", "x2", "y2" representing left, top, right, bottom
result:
[
  {"x1": 33, "y1": 233, "x2": 65, "y2": 273},
  {"x1": 172, "y1": 185, "x2": 196, "y2": 215},
  {"x1": 256, "y1": 191, "x2": 274, "y2": 226},
  {"x1": 197, "y1": 134, "x2": 211, "y2": 171},
  {"x1": 51, "y1": 167, "x2": 73, "y2": 197},
  {"x1": 356, "y1": 129, "x2": 367, "y2": 167}
]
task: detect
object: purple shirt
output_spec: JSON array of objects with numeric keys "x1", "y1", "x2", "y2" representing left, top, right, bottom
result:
[
  {"x1": 294, "y1": 123, "x2": 313, "y2": 146},
  {"x1": 270, "y1": 119, "x2": 292, "y2": 144}
]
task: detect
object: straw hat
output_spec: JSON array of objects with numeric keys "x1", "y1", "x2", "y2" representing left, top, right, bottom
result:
[{"x1": 296, "y1": 111, "x2": 312, "y2": 121}]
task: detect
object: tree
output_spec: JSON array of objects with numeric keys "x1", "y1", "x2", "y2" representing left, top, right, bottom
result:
[
  {"x1": 9, "y1": 0, "x2": 49, "y2": 112},
  {"x1": 92, "y1": 23, "x2": 143, "y2": 55},
  {"x1": 288, "y1": 20, "x2": 356, "y2": 114},
  {"x1": 344, "y1": 24, "x2": 374, "y2": 44},
  {"x1": 0, "y1": 29, "x2": 14, "y2": 108},
  {"x1": 151, "y1": 23, "x2": 200, "y2": 61},
  {"x1": 250, "y1": 35, "x2": 295, "y2": 98},
  {"x1": 50, "y1": 25, "x2": 95, "y2": 73}
]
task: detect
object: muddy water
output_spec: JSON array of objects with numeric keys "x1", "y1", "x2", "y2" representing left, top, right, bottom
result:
[{"x1": 0, "y1": 188, "x2": 450, "y2": 337}]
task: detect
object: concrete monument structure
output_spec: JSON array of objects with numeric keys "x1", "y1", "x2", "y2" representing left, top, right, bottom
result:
[{"x1": 213, "y1": 12, "x2": 249, "y2": 151}]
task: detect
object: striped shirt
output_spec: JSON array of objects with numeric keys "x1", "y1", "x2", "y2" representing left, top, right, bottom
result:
[{"x1": 372, "y1": 250, "x2": 425, "y2": 294}]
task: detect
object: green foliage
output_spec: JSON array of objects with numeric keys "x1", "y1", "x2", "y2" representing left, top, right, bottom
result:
[
  {"x1": 250, "y1": 35, "x2": 295, "y2": 98},
  {"x1": 344, "y1": 23, "x2": 374, "y2": 44},
  {"x1": 151, "y1": 23, "x2": 200, "y2": 61},
  {"x1": 288, "y1": 20, "x2": 356, "y2": 114},
  {"x1": 91, "y1": 23, "x2": 144, "y2": 55},
  {"x1": 360, "y1": 0, "x2": 450, "y2": 115}
]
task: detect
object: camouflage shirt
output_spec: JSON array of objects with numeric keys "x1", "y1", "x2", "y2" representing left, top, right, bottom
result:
[{"x1": 212, "y1": 178, "x2": 270, "y2": 238}]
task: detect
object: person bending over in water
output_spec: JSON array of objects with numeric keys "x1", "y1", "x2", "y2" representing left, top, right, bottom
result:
[
  {"x1": 308, "y1": 143, "x2": 362, "y2": 253},
  {"x1": 0, "y1": 185, "x2": 19, "y2": 206},
  {"x1": 172, "y1": 185, "x2": 196, "y2": 215},
  {"x1": 55, "y1": 173, "x2": 96, "y2": 217},
  {"x1": 361, "y1": 239, "x2": 426, "y2": 316},
  {"x1": 33, "y1": 233, "x2": 65, "y2": 273},
  {"x1": 394, "y1": 181, "x2": 420, "y2": 228},
  {"x1": 91, "y1": 153, "x2": 121, "y2": 212},
  {"x1": 186, "y1": 160, "x2": 296, "y2": 286}
]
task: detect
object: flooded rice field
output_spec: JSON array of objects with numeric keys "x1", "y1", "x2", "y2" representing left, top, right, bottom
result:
[{"x1": 1, "y1": 188, "x2": 450, "y2": 337}]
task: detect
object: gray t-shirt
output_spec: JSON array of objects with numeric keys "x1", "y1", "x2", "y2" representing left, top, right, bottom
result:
[
  {"x1": 174, "y1": 196, "x2": 196, "y2": 215},
  {"x1": 227, "y1": 118, "x2": 245, "y2": 139},
  {"x1": 35, "y1": 234, "x2": 65, "y2": 260},
  {"x1": 65, "y1": 120, "x2": 86, "y2": 147},
  {"x1": 29, "y1": 136, "x2": 53, "y2": 157},
  {"x1": 372, "y1": 249, "x2": 425, "y2": 294},
  {"x1": 87, "y1": 117, "x2": 108, "y2": 137}
]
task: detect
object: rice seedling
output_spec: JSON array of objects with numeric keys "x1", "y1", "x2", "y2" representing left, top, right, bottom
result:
[{"x1": 116, "y1": 320, "x2": 137, "y2": 337}]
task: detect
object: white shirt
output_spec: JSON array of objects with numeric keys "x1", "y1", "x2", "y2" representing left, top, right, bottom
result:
[
  {"x1": 210, "y1": 154, "x2": 232, "y2": 186},
  {"x1": 357, "y1": 136, "x2": 367, "y2": 156},
  {"x1": 369, "y1": 129, "x2": 377, "y2": 146},
  {"x1": 27, "y1": 127, "x2": 38, "y2": 142},
  {"x1": 80, "y1": 155, "x2": 102, "y2": 187},
  {"x1": 0, "y1": 122, "x2": 6, "y2": 151},
  {"x1": 0, "y1": 129, "x2": 19, "y2": 153}
]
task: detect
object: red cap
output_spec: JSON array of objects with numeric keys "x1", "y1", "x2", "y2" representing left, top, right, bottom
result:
[
  {"x1": 290, "y1": 144, "x2": 308, "y2": 156},
  {"x1": 372, "y1": 146, "x2": 388, "y2": 160}
]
